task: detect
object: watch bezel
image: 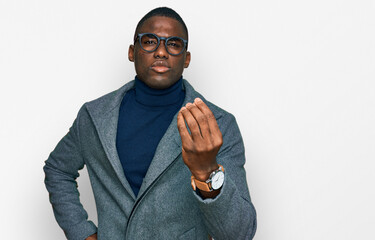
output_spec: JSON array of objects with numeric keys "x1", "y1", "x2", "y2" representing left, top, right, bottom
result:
[
  {"x1": 191, "y1": 165, "x2": 225, "y2": 192},
  {"x1": 211, "y1": 170, "x2": 225, "y2": 190}
]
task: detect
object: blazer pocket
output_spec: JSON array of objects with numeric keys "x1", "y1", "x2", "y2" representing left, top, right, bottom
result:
[{"x1": 178, "y1": 227, "x2": 196, "y2": 240}]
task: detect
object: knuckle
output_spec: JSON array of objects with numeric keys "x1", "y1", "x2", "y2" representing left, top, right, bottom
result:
[
  {"x1": 205, "y1": 143, "x2": 214, "y2": 151},
  {"x1": 196, "y1": 114, "x2": 207, "y2": 123},
  {"x1": 216, "y1": 136, "x2": 223, "y2": 145},
  {"x1": 211, "y1": 136, "x2": 223, "y2": 148},
  {"x1": 186, "y1": 146, "x2": 196, "y2": 154},
  {"x1": 207, "y1": 112, "x2": 215, "y2": 120},
  {"x1": 183, "y1": 147, "x2": 192, "y2": 153},
  {"x1": 186, "y1": 103, "x2": 195, "y2": 109},
  {"x1": 191, "y1": 132, "x2": 201, "y2": 139},
  {"x1": 187, "y1": 119, "x2": 198, "y2": 128},
  {"x1": 200, "y1": 142, "x2": 213, "y2": 151},
  {"x1": 177, "y1": 124, "x2": 186, "y2": 133},
  {"x1": 195, "y1": 145, "x2": 206, "y2": 153},
  {"x1": 182, "y1": 142, "x2": 193, "y2": 151}
]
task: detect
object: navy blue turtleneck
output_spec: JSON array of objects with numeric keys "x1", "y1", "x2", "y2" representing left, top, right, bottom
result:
[{"x1": 116, "y1": 77, "x2": 185, "y2": 197}]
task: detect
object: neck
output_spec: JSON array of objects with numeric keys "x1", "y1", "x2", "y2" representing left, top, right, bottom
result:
[{"x1": 134, "y1": 76, "x2": 184, "y2": 107}]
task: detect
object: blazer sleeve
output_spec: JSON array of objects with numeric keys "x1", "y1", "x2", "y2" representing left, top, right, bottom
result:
[
  {"x1": 192, "y1": 113, "x2": 257, "y2": 240},
  {"x1": 43, "y1": 106, "x2": 97, "y2": 240}
]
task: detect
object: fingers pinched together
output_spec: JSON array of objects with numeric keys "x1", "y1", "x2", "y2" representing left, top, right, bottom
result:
[{"x1": 177, "y1": 98, "x2": 223, "y2": 181}]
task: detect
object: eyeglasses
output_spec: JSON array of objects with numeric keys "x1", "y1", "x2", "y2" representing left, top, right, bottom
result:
[{"x1": 135, "y1": 33, "x2": 188, "y2": 56}]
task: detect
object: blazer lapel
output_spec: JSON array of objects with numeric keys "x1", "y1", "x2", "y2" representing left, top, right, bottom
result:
[
  {"x1": 85, "y1": 79, "x2": 217, "y2": 201},
  {"x1": 136, "y1": 113, "x2": 182, "y2": 198},
  {"x1": 85, "y1": 81, "x2": 136, "y2": 200},
  {"x1": 137, "y1": 80, "x2": 200, "y2": 198}
]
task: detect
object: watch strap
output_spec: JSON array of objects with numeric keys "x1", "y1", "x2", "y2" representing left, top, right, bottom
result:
[{"x1": 190, "y1": 164, "x2": 224, "y2": 192}]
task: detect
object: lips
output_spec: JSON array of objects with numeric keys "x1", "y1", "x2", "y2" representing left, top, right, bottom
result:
[{"x1": 151, "y1": 60, "x2": 170, "y2": 73}]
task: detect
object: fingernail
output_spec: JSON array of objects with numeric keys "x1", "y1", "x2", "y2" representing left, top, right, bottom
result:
[
  {"x1": 195, "y1": 98, "x2": 202, "y2": 102},
  {"x1": 186, "y1": 102, "x2": 193, "y2": 107}
]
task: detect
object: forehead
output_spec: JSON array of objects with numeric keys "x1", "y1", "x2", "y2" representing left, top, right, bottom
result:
[{"x1": 138, "y1": 16, "x2": 187, "y2": 39}]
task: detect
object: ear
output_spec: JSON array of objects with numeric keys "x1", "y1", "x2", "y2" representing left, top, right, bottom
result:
[
  {"x1": 128, "y1": 45, "x2": 135, "y2": 62},
  {"x1": 184, "y1": 51, "x2": 191, "y2": 68}
]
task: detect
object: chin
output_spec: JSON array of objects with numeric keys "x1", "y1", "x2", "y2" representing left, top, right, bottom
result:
[{"x1": 145, "y1": 77, "x2": 176, "y2": 90}]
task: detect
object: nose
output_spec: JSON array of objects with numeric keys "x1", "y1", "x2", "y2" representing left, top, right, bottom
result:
[{"x1": 153, "y1": 40, "x2": 169, "y2": 59}]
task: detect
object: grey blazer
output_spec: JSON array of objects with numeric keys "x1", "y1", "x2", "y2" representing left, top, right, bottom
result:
[{"x1": 44, "y1": 80, "x2": 257, "y2": 240}]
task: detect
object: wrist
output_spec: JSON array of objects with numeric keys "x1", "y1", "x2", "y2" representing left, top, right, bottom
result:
[
  {"x1": 190, "y1": 163, "x2": 220, "y2": 181},
  {"x1": 86, "y1": 233, "x2": 97, "y2": 240},
  {"x1": 191, "y1": 164, "x2": 225, "y2": 192},
  {"x1": 196, "y1": 187, "x2": 221, "y2": 199}
]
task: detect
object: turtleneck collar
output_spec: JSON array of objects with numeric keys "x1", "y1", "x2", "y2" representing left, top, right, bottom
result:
[{"x1": 134, "y1": 76, "x2": 184, "y2": 107}]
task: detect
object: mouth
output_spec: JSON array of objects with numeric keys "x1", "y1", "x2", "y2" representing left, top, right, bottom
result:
[{"x1": 151, "y1": 61, "x2": 170, "y2": 73}]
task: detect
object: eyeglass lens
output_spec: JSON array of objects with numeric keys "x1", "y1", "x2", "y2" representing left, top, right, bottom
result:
[{"x1": 140, "y1": 34, "x2": 185, "y2": 55}]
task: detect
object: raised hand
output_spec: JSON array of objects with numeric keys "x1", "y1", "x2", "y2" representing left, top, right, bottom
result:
[{"x1": 177, "y1": 98, "x2": 223, "y2": 182}]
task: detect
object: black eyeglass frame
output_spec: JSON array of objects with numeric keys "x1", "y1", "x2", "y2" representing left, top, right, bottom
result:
[{"x1": 135, "y1": 33, "x2": 188, "y2": 56}]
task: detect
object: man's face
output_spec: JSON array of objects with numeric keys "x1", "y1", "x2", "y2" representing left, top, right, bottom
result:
[{"x1": 128, "y1": 16, "x2": 191, "y2": 89}]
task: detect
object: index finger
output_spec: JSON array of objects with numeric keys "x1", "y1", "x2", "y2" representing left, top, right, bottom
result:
[{"x1": 177, "y1": 109, "x2": 193, "y2": 148}]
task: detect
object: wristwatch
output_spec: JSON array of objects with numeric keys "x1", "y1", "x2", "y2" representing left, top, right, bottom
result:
[{"x1": 191, "y1": 165, "x2": 225, "y2": 192}]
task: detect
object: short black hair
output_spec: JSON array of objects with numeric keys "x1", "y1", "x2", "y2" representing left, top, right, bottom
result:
[{"x1": 134, "y1": 7, "x2": 188, "y2": 42}]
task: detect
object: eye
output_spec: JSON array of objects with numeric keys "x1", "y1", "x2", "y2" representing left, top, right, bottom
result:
[
  {"x1": 143, "y1": 40, "x2": 157, "y2": 45},
  {"x1": 167, "y1": 38, "x2": 182, "y2": 48},
  {"x1": 167, "y1": 42, "x2": 178, "y2": 47},
  {"x1": 141, "y1": 34, "x2": 158, "y2": 45}
]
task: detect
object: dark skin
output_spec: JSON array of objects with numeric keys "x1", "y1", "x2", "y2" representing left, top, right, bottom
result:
[
  {"x1": 86, "y1": 233, "x2": 97, "y2": 240},
  {"x1": 177, "y1": 98, "x2": 223, "y2": 199},
  {"x1": 86, "y1": 16, "x2": 223, "y2": 240},
  {"x1": 128, "y1": 16, "x2": 191, "y2": 89}
]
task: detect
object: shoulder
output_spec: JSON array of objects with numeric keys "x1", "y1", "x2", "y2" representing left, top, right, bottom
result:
[
  {"x1": 75, "y1": 80, "x2": 135, "y2": 120},
  {"x1": 86, "y1": 81, "x2": 134, "y2": 112}
]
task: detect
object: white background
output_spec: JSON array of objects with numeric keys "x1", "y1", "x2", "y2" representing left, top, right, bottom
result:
[{"x1": 1, "y1": 0, "x2": 374, "y2": 239}]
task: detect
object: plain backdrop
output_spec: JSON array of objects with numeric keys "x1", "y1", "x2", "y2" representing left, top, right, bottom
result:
[{"x1": 1, "y1": 0, "x2": 374, "y2": 239}]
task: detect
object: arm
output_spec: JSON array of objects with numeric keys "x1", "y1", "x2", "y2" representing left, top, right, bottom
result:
[
  {"x1": 43, "y1": 107, "x2": 97, "y2": 240},
  {"x1": 177, "y1": 98, "x2": 257, "y2": 240}
]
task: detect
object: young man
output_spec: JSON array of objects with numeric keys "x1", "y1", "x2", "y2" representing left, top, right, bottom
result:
[{"x1": 44, "y1": 7, "x2": 257, "y2": 240}]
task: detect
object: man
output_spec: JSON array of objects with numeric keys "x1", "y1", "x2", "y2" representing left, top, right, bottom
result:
[{"x1": 44, "y1": 7, "x2": 256, "y2": 240}]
